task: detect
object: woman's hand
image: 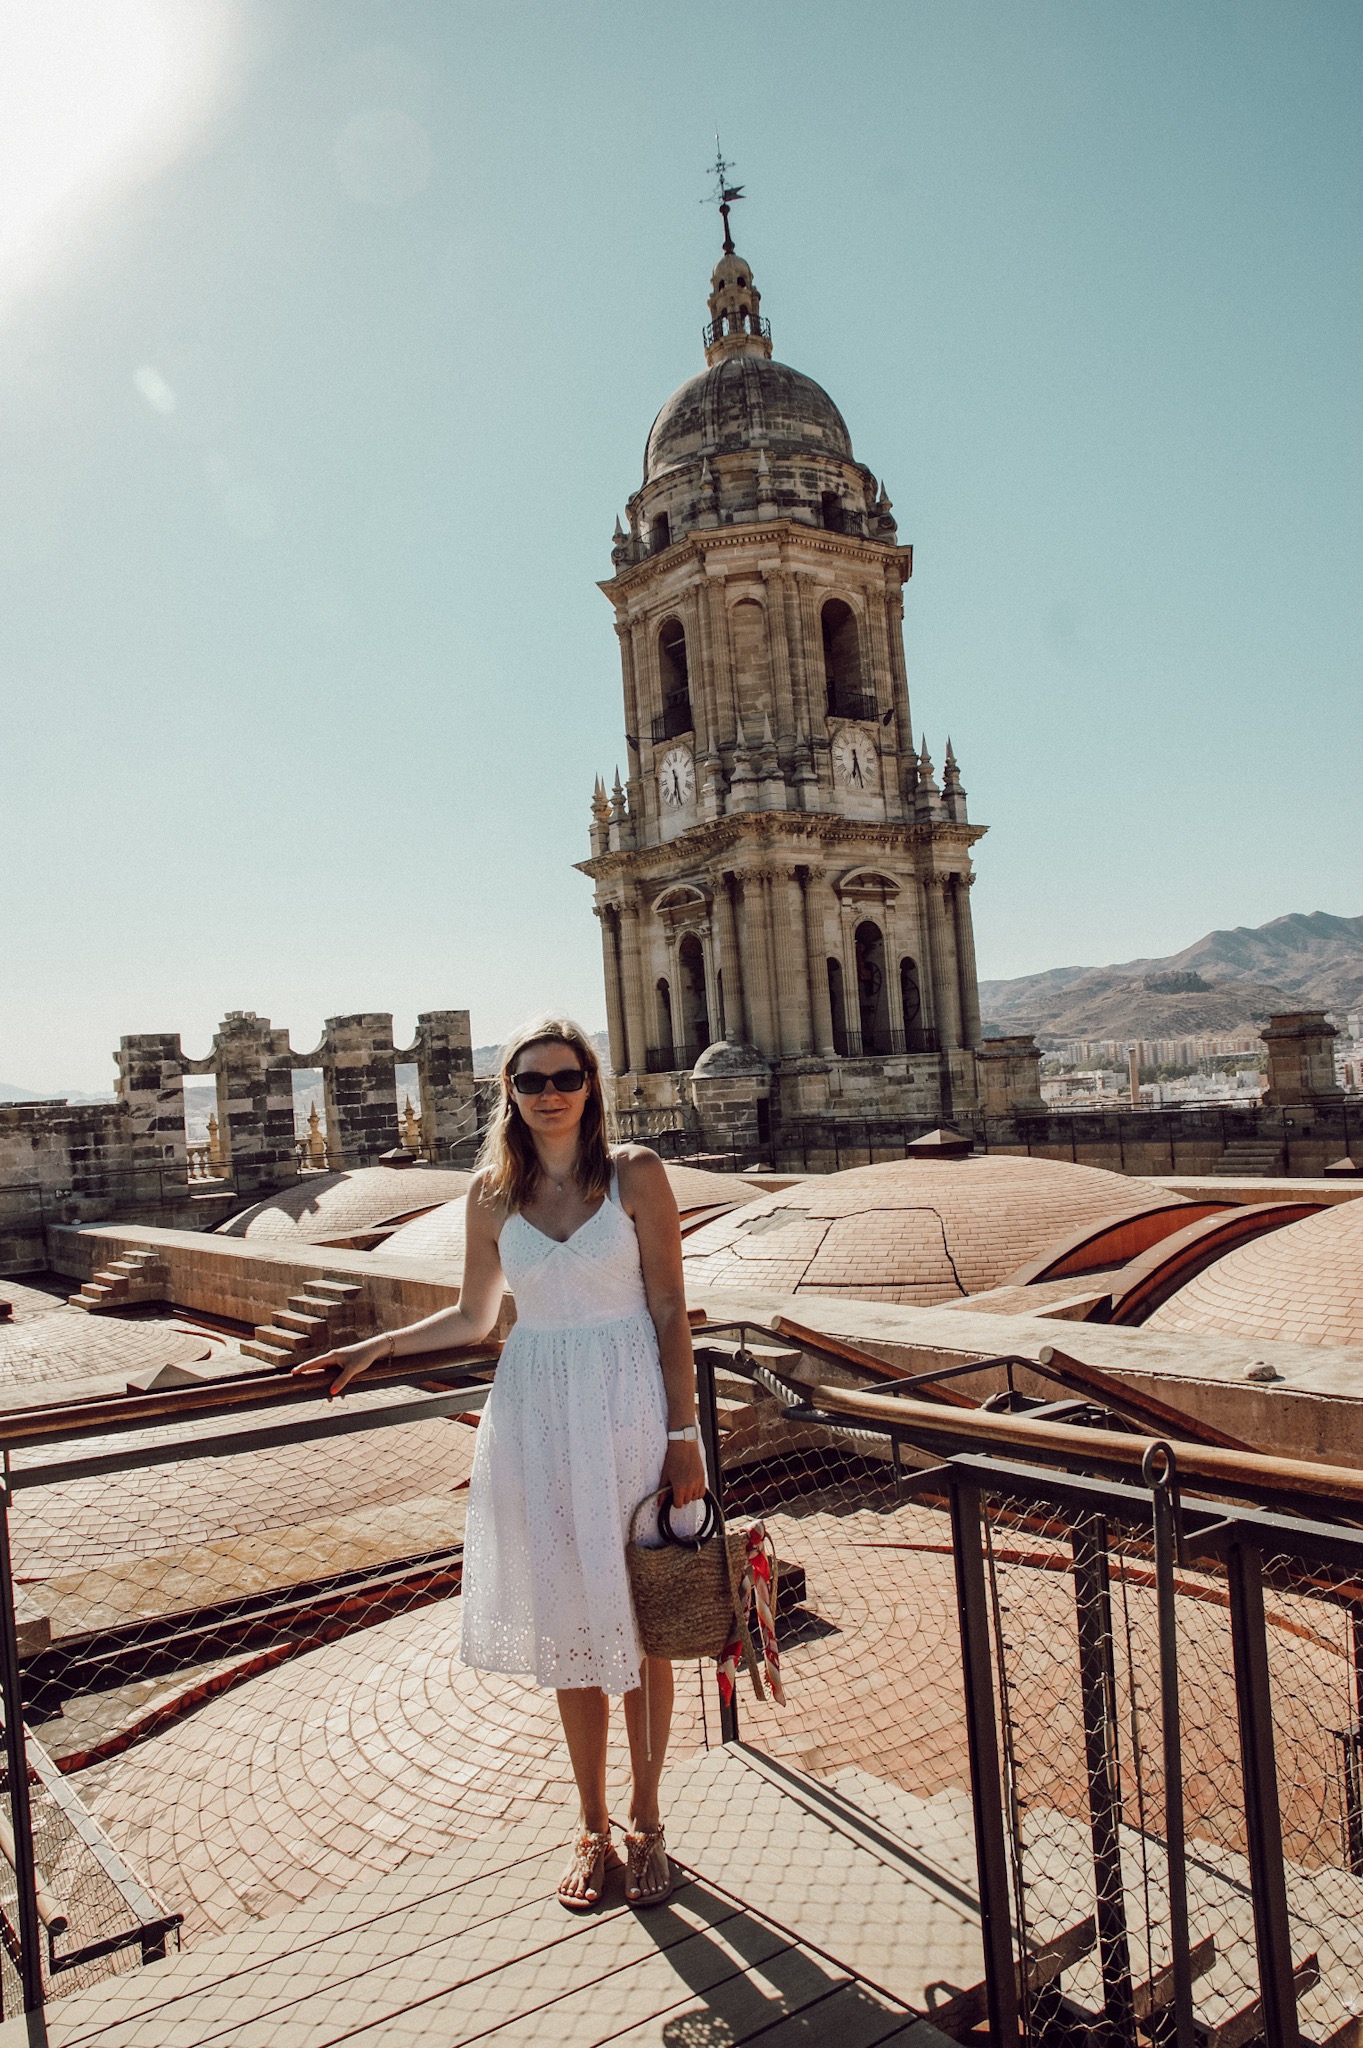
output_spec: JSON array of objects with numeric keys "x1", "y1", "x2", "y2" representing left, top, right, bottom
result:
[
  {"x1": 661, "y1": 1438, "x2": 706, "y2": 1509},
  {"x1": 292, "y1": 1337, "x2": 385, "y2": 1400}
]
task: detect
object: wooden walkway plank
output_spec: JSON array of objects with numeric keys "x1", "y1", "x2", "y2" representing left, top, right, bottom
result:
[
  {"x1": 198, "y1": 1879, "x2": 755, "y2": 2048},
  {"x1": 0, "y1": 1823, "x2": 566, "y2": 2048},
  {"x1": 0, "y1": 1748, "x2": 1006, "y2": 2048},
  {"x1": 330, "y1": 1907, "x2": 827, "y2": 2047}
]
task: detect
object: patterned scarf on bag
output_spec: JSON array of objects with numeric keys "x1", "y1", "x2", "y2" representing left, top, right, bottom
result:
[{"x1": 716, "y1": 1522, "x2": 786, "y2": 1707}]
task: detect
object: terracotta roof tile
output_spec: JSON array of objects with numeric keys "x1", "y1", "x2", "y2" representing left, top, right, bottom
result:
[
  {"x1": 684, "y1": 1155, "x2": 1183, "y2": 1302},
  {"x1": 1149, "y1": 1197, "x2": 1363, "y2": 1350}
]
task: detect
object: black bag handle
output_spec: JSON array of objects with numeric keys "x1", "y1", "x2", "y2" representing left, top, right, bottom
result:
[{"x1": 656, "y1": 1487, "x2": 721, "y2": 1550}]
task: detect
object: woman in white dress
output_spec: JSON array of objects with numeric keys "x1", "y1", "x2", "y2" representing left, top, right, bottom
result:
[{"x1": 302, "y1": 1019, "x2": 707, "y2": 1912}]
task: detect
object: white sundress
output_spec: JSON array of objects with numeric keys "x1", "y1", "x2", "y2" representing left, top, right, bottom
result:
[{"x1": 458, "y1": 1165, "x2": 687, "y2": 1696}]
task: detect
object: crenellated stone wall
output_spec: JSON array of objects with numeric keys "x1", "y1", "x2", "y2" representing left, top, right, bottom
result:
[{"x1": 0, "y1": 1003, "x2": 478, "y2": 1273}]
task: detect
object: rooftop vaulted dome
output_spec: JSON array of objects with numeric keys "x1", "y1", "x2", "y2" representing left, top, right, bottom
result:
[
  {"x1": 682, "y1": 1156, "x2": 1190, "y2": 1307},
  {"x1": 644, "y1": 356, "x2": 854, "y2": 485}
]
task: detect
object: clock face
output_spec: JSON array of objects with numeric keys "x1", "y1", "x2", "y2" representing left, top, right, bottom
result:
[
  {"x1": 658, "y1": 745, "x2": 696, "y2": 811},
  {"x1": 832, "y1": 726, "x2": 880, "y2": 793}
]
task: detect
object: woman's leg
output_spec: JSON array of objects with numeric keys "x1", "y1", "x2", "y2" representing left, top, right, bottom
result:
[
  {"x1": 622, "y1": 1656, "x2": 673, "y2": 1828},
  {"x1": 621, "y1": 1657, "x2": 674, "y2": 1901},
  {"x1": 557, "y1": 1685, "x2": 611, "y2": 1829},
  {"x1": 552, "y1": 1687, "x2": 613, "y2": 1908}
]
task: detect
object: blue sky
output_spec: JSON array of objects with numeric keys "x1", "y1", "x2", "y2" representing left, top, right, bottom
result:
[{"x1": 1, "y1": 1, "x2": 1359, "y2": 1092}]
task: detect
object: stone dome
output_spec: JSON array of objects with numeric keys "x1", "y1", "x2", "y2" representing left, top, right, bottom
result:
[
  {"x1": 218, "y1": 1166, "x2": 469, "y2": 1244},
  {"x1": 691, "y1": 1038, "x2": 771, "y2": 1080},
  {"x1": 682, "y1": 1156, "x2": 1189, "y2": 1307},
  {"x1": 644, "y1": 355, "x2": 853, "y2": 485},
  {"x1": 1146, "y1": 1196, "x2": 1363, "y2": 1350}
]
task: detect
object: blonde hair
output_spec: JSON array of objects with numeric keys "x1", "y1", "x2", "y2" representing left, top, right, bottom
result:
[{"x1": 476, "y1": 1017, "x2": 611, "y2": 1213}]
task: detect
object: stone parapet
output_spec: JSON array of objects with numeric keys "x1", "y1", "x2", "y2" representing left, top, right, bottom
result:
[
  {"x1": 974, "y1": 1035, "x2": 1044, "y2": 1115},
  {"x1": 1261, "y1": 1010, "x2": 1342, "y2": 1108},
  {"x1": 47, "y1": 1222, "x2": 514, "y2": 1346},
  {"x1": 687, "y1": 1283, "x2": 1363, "y2": 1471}
]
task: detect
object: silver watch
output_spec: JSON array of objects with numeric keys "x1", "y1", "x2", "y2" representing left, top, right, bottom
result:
[{"x1": 666, "y1": 1424, "x2": 699, "y2": 1443}]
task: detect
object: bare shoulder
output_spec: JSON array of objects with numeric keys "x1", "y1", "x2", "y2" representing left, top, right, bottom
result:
[
  {"x1": 465, "y1": 1169, "x2": 509, "y2": 1230},
  {"x1": 613, "y1": 1145, "x2": 674, "y2": 1211}
]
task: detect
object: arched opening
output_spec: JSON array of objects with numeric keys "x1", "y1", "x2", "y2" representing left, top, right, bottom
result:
[
  {"x1": 855, "y1": 921, "x2": 890, "y2": 1055},
  {"x1": 822, "y1": 598, "x2": 866, "y2": 719},
  {"x1": 827, "y1": 958, "x2": 848, "y2": 1057},
  {"x1": 678, "y1": 934, "x2": 710, "y2": 1061},
  {"x1": 656, "y1": 618, "x2": 692, "y2": 740},
  {"x1": 900, "y1": 956, "x2": 925, "y2": 1052},
  {"x1": 649, "y1": 511, "x2": 671, "y2": 554},
  {"x1": 820, "y1": 491, "x2": 844, "y2": 534}
]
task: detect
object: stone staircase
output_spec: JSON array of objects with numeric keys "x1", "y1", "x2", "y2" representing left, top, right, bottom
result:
[
  {"x1": 67, "y1": 1247, "x2": 167, "y2": 1314},
  {"x1": 242, "y1": 1275, "x2": 365, "y2": 1369},
  {"x1": 1213, "y1": 1138, "x2": 1284, "y2": 1176}
]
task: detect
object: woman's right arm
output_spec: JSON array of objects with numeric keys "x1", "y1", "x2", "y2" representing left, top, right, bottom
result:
[{"x1": 294, "y1": 1178, "x2": 506, "y2": 1398}]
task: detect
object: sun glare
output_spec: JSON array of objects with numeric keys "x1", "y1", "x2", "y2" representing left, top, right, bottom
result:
[{"x1": 0, "y1": 0, "x2": 233, "y2": 312}]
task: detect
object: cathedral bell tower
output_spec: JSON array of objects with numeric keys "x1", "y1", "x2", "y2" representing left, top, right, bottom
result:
[{"x1": 578, "y1": 230, "x2": 987, "y2": 1153}]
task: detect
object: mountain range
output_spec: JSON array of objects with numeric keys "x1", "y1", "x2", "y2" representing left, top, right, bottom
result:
[{"x1": 979, "y1": 911, "x2": 1363, "y2": 1044}]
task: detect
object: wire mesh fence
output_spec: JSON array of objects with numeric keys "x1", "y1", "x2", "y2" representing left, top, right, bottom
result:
[
  {"x1": 0, "y1": 1322, "x2": 1360, "y2": 2041},
  {"x1": 701, "y1": 1335, "x2": 1363, "y2": 2047},
  {"x1": 0, "y1": 1353, "x2": 499, "y2": 2018}
]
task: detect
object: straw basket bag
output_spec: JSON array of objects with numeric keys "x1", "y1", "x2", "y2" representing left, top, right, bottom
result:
[{"x1": 626, "y1": 1488, "x2": 758, "y2": 1665}]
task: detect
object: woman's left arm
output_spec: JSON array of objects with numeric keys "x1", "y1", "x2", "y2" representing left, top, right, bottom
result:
[{"x1": 621, "y1": 1148, "x2": 707, "y2": 1509}]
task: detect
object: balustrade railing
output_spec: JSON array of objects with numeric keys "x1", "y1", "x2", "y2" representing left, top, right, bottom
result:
[
  {"x1": 702, "y1": 313, "x2": 772, "y2": 348},
  {"x1": 651, "y1": 703, "x2": 694, "y2": 743},
  {"x1": 1, "y1": 1319, "x2": 1358, "y2": 2032}
]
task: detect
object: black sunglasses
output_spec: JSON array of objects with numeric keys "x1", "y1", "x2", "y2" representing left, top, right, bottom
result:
[{"x1": 510, "y1": 1067, "x2": 588, "y2": 1096}]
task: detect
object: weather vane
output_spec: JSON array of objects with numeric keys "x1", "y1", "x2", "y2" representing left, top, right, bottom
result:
[{"x1": 705, "y1": 137, "x2": 744, "y2": 254}]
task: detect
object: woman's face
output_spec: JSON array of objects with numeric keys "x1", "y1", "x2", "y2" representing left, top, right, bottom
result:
[{"x1": 509, "y1": 1040, "x2": 590, "y2": 1145}]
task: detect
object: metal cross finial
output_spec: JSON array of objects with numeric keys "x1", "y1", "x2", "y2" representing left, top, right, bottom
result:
[{"x1": 705, "y1": 136, "x2": 744, "y2": 254}]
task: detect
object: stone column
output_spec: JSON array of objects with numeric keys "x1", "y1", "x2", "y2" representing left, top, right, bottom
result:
[
  {"x1": 618, "y1": 619, "x2": 641, "y2": 750},
  {"x1": 781, "y1": 573, "x2": 816, "y2": 743},
  {"x1": 116, "y1": 1033, "x2": 187, "y2": 1181},
  {"x1": 737, "y1": 870, "x2": 778, "y2": 1057},
  {"x1": 322, "y1": 1014, "x2": 401, "y2": 1167},
  {"x1": 952, "y1": 874, "x2": 984, "y2": 1050},
  {"x1": 414, "y1": 1011, "x2": 476, "y2": 1159},
  {"x1": 706, "y1": 579, "x2": 736, "y2": 744},
  {"x1": 771, "y1": 867, "x2": 814, "y2": 1056},
  {"x1": 883, "y1": 901, "x2": 907, "y2": 1046},
  {"x1": 596, "y1": 907, "x2": 629, "y2": 1074},
  {"x1": 209, "y1": 1012, "x2": 297, "y2": 1183},
  {"x1": 618, "y1": 901, "x2": 649, "y2": 1074},
  {"x1": 661, "y1": 927, "x2": 681, "y2": 1062},
  {"x1": 804, "y1": 869, "x2": 837, "y2": 1056},
  {"x1": 837, "y1": 899, "x2": 860, "y2": 1052},
  {"x1": 906, "y1": 878, "x2": 938, "y2": 1039},
  {"x1": 764, "y1": 571, "x2": 796, "y2": 746},
  {"x1": 627, "y1": 618, "x2": 648, "y2": 820},
  {"x1": 693, "y1": 581, "x2": 718, "y2": 754},
  {"x1": 923, "y1": 877, "x2": 962, "y2": 1049},
  {"x1": 701, "y1": 923, "x2": 722, "y2": 1051},
  {"x1": 886, "y1": 583, "x2": 913, "y2": 734},
  {"x1": 714, "y1": 872, "x2": 747, "y2": 1041},
  {"x1": 798, "y1": 579, "x2": 828, "y2": 731}
]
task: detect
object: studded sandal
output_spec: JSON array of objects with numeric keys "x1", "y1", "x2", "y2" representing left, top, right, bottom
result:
[
  {"x1": 623, "y1": 1822, "x2": 673, "y2": 1907},
  {"x1": 557, "y1": 1827, "x2": 618, "y2": 1912}
]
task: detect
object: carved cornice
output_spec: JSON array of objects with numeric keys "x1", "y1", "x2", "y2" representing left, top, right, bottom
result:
[
  {"x1": 599, "y1": 522, "x2": 913, "y2": 604},
  {"x1": 576, "y1": 809, "x2": 985, "y2": 889}
]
